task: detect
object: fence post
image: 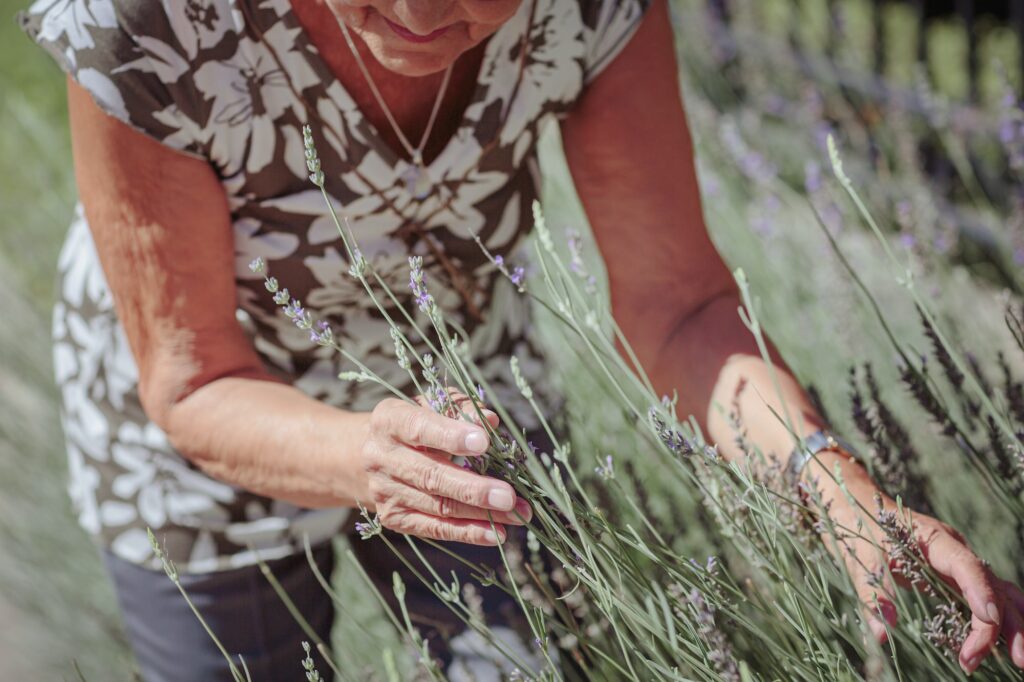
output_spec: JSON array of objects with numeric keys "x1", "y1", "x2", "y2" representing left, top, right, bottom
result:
[
  {"x1": 1014, "y1": 0, "x2": 1024, "y2": 99},
  {"x1": 827, "y1": 0, "x2": 840, "y2": 60},
  {"x1": 912, "y1": 0, "x2": 928, "y2": 71},
  {"x1": 707, "y1": 0, "x2": 731, "y2": 25},
  {"x1": 957, "y1": 0, "x2": 978, "y2": 102},
  {"x1": 873, "y1": 0, "x2": 886, "y2": 77}
]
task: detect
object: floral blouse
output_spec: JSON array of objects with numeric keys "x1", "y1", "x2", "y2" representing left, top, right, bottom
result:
[{"x1": 20, "y1": 0, "x2": 651, "y2": 573}]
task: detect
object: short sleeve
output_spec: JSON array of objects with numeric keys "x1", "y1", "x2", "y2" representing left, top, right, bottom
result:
[
  {"x1": 18, "y1": 0, "x2": 206, "y2": 160},
  {"x1": 578, "y1": 0, "x2": 652, "y2": 85}
]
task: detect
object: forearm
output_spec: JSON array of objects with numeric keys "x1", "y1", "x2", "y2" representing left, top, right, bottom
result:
[
  {"x1": 163, "y1": 374, "x2": 370, "y2": 509},
  {"x1": 640, "y1": 290, "x2": 821, "y2": 465},
  {"x1": 641, "y1": 289, "x2": 885, "y2": 506}
]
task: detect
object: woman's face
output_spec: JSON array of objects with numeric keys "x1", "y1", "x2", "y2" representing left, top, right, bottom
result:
[{"x1": 328, "y1": 0, "x2": 524, "y2": 76}]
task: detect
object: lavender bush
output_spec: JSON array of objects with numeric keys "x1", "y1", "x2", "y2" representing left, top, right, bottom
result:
[
  {"x1": 135, "y1": 2, "x2": 1024, "y2": 677},
  {"x1": 35, "y1": 2, "x2": 1018, "y2": 680},
  {"x1": 157, "y1": 101, "x2": 1024, "y2": 678}
]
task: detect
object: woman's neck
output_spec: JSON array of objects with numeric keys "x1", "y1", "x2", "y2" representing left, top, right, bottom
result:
[{"x1": 290, "y1": 1, "x2": 488, "y2": 165}]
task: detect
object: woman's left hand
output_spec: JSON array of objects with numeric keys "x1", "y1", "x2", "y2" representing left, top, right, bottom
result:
[{"x1": 834, "y1": 487, "x2": 1024, "y2": 674}]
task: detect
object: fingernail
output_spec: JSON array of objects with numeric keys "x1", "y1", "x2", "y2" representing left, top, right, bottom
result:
[
  {"x1": 961, "y1": 655, "x2": 979, "y2": 675},
  {"x1": 487, "y1": 488, "x2": 515, "y2": 511},
  {"x1": 986, "y1": 601, "x2": 1000, "y2": 624},
  {"x1": 464, "y1": 429, "x2": 488, "y2": 453},
  {"x1": 514, "y1": 498, "x2": 532, "y2": 522},
  {"x1": 484, "y1": 529, "x2": 502, "y2": 544}
]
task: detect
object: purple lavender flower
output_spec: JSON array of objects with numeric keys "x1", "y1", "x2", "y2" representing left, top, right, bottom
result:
[
  {"x1": 511, "y1": 266, "x2": 525, "y2": 287},
  {"x1": 434, "y1": 386, "x2": 448, "y2": 408},
  {"x1": 999, "y1": 85, "x2": 1024, "y2": 172},
  {"x1": 700, "y1": 172, "x2": 721, "y2": 198},
  {"x1": 408, "y1": 256, "x2": 434, "y2": 313},
  {"x1": 283, "y1": 298, "x2": 313, "y2": 330},
  {"x1": 347, "y1": 247, "x2": 366, "y2": 278},
  {"x1": 567, "y1": 230, "x2": 585, "y2": 275},
  {"x1": 354, "y1": 512, "x2": 382, "y2": 540},
  {"x1": 475, "y1": 384, "x2": 485, "y2": 401},
  {"x1": 309, "y1": 319, "x2": 334, "y2": 347},
  {"x1": 494, "y1": 254, "x2": 504, "y2": 267},
  {"x1": 284, "y1": 298, "x2": 303, "y2": 319},
  {"x1": 804, "y1": 161, "x2": 823, "y2": 194}
]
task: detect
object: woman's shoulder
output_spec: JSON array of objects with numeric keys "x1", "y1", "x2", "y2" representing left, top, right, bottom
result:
[
  {"x1": 19, "y1": 0, "x2": 247, "y2": 75},
  {"x1": 18, "y1": 0, "x2": 247, "y2": 160},
  {"x1": 566, "y1": 0, "x2": 653, "y2": 84}
]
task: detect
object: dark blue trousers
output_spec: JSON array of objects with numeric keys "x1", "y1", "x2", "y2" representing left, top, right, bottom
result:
[{"x1": 103, "y1": 543, "x2": 336, "y2": 681}]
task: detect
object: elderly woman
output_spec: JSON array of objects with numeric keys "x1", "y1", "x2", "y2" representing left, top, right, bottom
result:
[{"x1": 19, "y1": 0, "x2": 1024, "y2": 679}]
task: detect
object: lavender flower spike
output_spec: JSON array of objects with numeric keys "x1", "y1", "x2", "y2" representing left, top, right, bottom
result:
[
  {"x1": 309, "y1": 319, "x2": 334, "y2": 347},
  {"x1": 303, "y1": 125, "x2": 325, "y2": 188},
  {"x1": 408, "y1": 255, "x2": 435, "y2": 314}
]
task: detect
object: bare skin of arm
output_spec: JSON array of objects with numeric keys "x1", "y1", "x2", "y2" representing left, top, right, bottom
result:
[
  {"x1": 560, "y1": 0, "x2": 1024, "y2": 672},
  {"x1": 67, "y1": 77, "x2": 527, "y2": 545}
]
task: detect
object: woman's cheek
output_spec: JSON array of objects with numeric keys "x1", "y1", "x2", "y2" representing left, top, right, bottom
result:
[
  {"x1": 466, "y1": 20, "x2": 509, "y2": 42},
  {"x1": 329, "y1": 0, "x2": 376, "y2": 28}
]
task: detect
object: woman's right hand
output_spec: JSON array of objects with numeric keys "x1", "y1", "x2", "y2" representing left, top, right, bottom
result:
[{"x1": 357, "y1": 393, "x2": 532, "y2": 546}]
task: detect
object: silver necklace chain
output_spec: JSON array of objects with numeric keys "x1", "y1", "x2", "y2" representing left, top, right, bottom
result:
[{"x1": 328, "y1": 5, "x2": 455, "y2": 172}]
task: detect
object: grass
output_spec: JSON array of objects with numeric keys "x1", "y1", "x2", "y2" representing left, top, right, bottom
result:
[
  {"x1": 0, "y1": 2, "x2": 134, "y2": 679},
  {"x1": 2, "y1": 0, "x2": 1023, "y2": 678}
]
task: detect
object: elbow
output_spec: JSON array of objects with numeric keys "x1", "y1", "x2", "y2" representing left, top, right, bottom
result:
[{"x1": 137, "y1": 348, "x2": 280, "y2": 439}]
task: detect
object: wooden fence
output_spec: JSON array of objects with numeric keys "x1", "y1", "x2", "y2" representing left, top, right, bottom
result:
[{"x1": 707, "y1": 0, "x2": 1024, "y2": 101}]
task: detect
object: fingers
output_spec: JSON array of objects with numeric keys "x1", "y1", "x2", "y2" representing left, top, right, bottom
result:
[
  {"x1": 960, "y1": 611, "x2": 1000, "y2": 674},
  {"x1": 389, "y1": 446, "x2": 518, "y2": 512},
  {"x1": 945, "y1": 547, "x2": 1002, "y2": 628},
  {"x1": 444, "y1": 387, "x2": 499, "y2": 425},
  {"x1": 1001, "y1": 578, "x2": 1024, "y2": 614},
  {"x1": 924, "y1": 536, "x2": 1004, "y2": 671},
  {"x1": 383, "y1": 508, "x2": 508, "y2": 546},
  {"x1": 416, "y1": 389, "x2": 500, "y2": 429},
  {"x1": 379, "y1": 478, "x2": 532, "y2": 525},
  {"x1": 1000, "y1": 599, "x2": 1024, "y2": 669},
  {"x1": 851, "y1": 561, "x2": 898, "y2": 644},
  {"x1": 373, "y1": 397, "x2": 491, "y2": 456}
]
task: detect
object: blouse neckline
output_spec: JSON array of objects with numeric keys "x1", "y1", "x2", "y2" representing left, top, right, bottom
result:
[{"x1": 264, "y1": 1, "x2": 537, "y2": 200}]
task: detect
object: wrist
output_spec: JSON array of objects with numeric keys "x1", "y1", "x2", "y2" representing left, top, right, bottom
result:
[
  {"x1": 325, "y1": 409, "x2": 374, "y2": 509},
  {"x1": 794, "y1": 444, "x2": 876, "y2": 497},
  {"x1": 802, "y1": 446, "x2": 886, "y2": 518}
]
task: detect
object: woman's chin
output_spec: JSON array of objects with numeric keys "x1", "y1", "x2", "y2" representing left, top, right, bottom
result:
[
  {"x1": 355, "y1": 33, "x2": 462, "y2": 76},
  {"x1": 374, "y1": 51, "x2": 454, "y2": 77}
]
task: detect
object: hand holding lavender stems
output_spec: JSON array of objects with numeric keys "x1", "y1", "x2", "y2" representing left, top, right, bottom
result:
[{"x1": 353, "y1": 391, "x2": 532, "y2": 546}]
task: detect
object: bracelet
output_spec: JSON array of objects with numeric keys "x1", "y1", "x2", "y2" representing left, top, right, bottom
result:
[{"x1": 784, "y1": 428, "x2": 861, "y2": 488}]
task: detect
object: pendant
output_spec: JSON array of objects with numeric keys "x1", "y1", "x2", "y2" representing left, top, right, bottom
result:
[{"x1": 402, "y1": 156, "x2": 433, "y2": 200}]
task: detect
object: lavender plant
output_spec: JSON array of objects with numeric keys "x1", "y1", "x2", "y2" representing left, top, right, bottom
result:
[
  {"x1": 138, "y1": 5, "x2": 1024, "y2": 678},
  {"x1": 189, "y1": 125, "x2": 1024, "y2": 680}
]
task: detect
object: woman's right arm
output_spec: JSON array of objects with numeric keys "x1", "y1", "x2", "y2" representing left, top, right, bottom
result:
[{"x1": 67, "y1": 78, "x2": 526, "y2": 545}]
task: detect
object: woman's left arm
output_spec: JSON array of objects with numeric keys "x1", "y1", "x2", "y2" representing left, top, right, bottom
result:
[{"x1": 560, "y1": 0, "x2": 1024, "y2": 673}]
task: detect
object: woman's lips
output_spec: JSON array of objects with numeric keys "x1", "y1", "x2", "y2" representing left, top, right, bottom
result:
[{"x1": 383, "y1": 17, "x2": 451, "y2": 43}]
